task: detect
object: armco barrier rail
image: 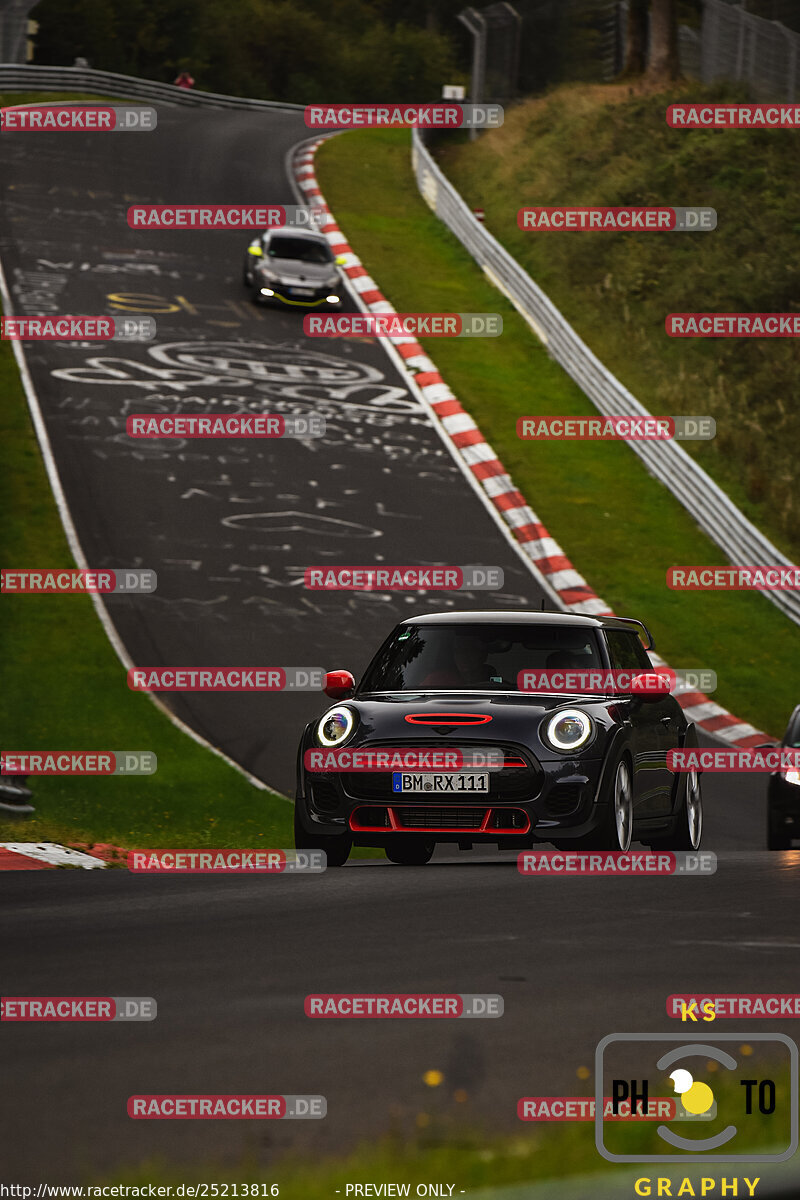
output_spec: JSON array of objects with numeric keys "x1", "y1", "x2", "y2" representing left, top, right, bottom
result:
[
  {"x1": 0, "y1": 63, "x2": 304, "y2": 111},
  {"x1": 411, "y1": 128, "x2": 800, "y2": 627}
]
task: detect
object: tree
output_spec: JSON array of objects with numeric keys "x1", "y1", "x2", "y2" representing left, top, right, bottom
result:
[{"x1": 647, "y1": 0, "x2": 680, "y2": 81}]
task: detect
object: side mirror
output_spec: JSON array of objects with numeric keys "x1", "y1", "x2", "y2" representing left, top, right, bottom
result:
[
  {"x1": 630, "y1": 672, "x2": 671, "y2": 701},
  {"x1": 324, "y1": 670, "x2": 356, "y2": 700}
]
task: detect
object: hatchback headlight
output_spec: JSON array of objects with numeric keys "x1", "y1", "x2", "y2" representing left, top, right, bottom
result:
[
  {"x1": 544, "y1": 708, "x2": 593, "y2": 752},
  {"x1": 317, "y1": 706, "x2": 355, "y2": 747},
  {"x1": 783, "y1": 768, "x2": 800, "y2": 787}
]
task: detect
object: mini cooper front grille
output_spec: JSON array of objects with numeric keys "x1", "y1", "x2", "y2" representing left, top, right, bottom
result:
[{"x1": 397, "y1": 807, "x2": 486, "y2": 830}]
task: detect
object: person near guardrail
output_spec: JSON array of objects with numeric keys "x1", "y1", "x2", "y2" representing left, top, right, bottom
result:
[{"x1": 174, "y1": 70, "x2": 195, "y2": 89}]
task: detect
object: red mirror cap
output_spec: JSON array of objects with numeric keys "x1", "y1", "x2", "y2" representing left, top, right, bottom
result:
[
  {"x1": 324, "y1": 670, "x2": 356, "y2": 699},
  {"x1": 630, "y1": 671, "x2": 672, "y2": 700}
]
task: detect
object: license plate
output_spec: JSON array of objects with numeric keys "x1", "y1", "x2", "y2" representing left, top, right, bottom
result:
[
  {"x1": 392, "y1": 772, "x2": 489, "y2": 794},
  {"x1": 290, "y1": 287, "x2": 315, "y2": 297}
]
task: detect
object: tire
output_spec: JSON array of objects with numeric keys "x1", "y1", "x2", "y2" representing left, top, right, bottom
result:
[
  {"x1": 767, "y1": 809, "x2": 792, "y2": 851},
  {"x1": 651, "y1": 768, "x2": 703, "y2": 852},
  {"x1": 576, "y1": 757, "x2": 634, "y2": 851},
  {"x1": 293, "y1": 805, "x2": 352, "y2": 867},
  {"x1": 385, "y1": 837, "x2": 435, "y2": 866}
]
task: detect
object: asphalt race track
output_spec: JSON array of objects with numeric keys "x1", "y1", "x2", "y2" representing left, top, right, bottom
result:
[
  {"x1": 1, "y1": 107, "x2": 794, "y2": 1187},
  {"x1": 0, "y1": 107, "x2": 546, "y2": 794}
]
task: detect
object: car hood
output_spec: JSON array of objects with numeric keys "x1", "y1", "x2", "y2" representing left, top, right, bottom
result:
[{"x1": 263, "y1": 257, "x2": 335, "y2": 282}]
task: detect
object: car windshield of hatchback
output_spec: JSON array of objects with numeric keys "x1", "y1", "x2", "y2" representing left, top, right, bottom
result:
[
  {"x1": 359, "y1": 623, "x2": 604, "y2": 692},
  {"x1": 267, "y1": 236, "x2": 332, "y2": 263}
]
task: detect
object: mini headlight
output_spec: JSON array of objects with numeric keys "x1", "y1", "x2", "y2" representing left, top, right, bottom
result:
[
  {"x1": 317, "y1": 706, "x2": 355, "y2": 747},
  {"x1": 783, "y1": 768, "x2": 800, "y2": 787},
  {"x1": 545, "y1": 708, "x2": 592, "y2": 752}
]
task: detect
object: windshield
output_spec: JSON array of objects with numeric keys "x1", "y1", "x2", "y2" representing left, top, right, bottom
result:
[
  {"x1": 267, "y1": 236, "x2": 332, "y2": 264},
  {"x1": 359, "y1": 623, "x2": 604, "y2": 692}
]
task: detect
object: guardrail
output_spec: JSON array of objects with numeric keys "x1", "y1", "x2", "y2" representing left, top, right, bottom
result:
[
  {"x1": 411, "y1": 128, "x2": 800, "y2": 627},
  {"x1": 0, "y1": 63, "x2": 305, "y2": 112}
]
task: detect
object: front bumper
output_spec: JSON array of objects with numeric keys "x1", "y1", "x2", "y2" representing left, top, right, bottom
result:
[
  {"x1": 254, "y1": 280, "x2": 341, "y2": 308},
  {"x1": 298, "y1": 739, "x2": 608, "y2": 845}
]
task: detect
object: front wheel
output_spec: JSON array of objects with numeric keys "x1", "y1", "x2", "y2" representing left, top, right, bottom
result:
[
  {"x1": 651, "y1": 768, "x2": 703, "y2": 851},
  {"x1": 575, "y1": 758, "x2": 633, "y2": 851},
  {"x1": 385, "y1": 837, "x2": 435, "y2": 866},
  {"x1": 294, "y1": 805, "x2": 352, "y2": 866}
]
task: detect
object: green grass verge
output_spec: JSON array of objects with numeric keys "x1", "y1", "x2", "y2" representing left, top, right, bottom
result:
[
  {"x1": 0, "y1": 302, "x2": 292, "y2": 851},
  {"x1": 88, "y1": 1064, "x2": 793, "y2": 1190},
  {"x1": 436, "y1": 80, "x2": 800, "y2": 564},
  {"x1": 315, "y1": 122, "x2": 800, "y2": 740}
]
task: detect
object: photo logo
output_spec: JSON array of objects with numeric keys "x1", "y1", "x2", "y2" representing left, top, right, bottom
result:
[
  {"x1": 304, "y1": 103, "x2": 503, "y2": 129},
  {"x1": 596, "y1": 1032, "x2": 798, "y2": 1162},
  {"x1": 304, "y1": 313, "x2": 502, "y2": 338},
  {"x1": 2, "y1": 317, "x2": 156, "y2": 341}
]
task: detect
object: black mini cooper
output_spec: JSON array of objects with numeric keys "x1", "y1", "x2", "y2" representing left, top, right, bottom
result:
[{"x1": 294, "y1": 611, "x2": 703, "y2": 865}]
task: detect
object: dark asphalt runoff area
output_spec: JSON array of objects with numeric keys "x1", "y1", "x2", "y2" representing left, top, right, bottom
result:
[{"x1": 1, "y1": 107, "x2": 796, "y2": 1190}]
